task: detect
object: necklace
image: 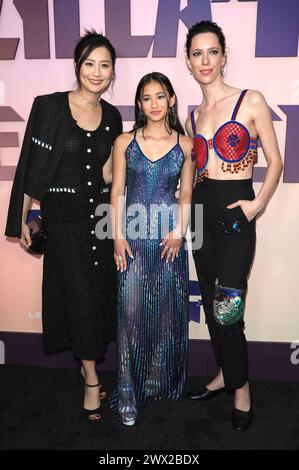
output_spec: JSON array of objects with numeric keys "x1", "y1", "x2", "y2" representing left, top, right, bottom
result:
[{"x1": 75, "y1": 89, "x2": 100, "y2": 107}]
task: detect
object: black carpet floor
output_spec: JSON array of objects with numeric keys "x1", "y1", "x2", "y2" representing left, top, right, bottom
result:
[{"x1": 0, "y1": 364, "x2": 298, "y2": 450}]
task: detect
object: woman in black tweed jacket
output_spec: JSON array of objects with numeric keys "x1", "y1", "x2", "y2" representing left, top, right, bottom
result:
[{"x1": 5, "y1": 31, "x2": 122, "y2": 425}]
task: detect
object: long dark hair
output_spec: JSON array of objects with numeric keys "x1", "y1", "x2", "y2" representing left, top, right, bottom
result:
[
  {"x1": 133, "y1": 72, "x2": 184, "y2": 136},
  {"x1": 74, "y1": 29, "x2": 116, "y2": 86}
]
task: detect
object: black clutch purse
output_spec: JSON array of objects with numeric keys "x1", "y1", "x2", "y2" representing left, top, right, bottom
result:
[{"x1": 27, "y1": 216, "x2": 47, "y2": 255}]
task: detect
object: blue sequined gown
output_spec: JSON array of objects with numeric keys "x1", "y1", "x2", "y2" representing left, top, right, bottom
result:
[{"x1": 109, "y1": 135, "x2": 189, "y2": 423}]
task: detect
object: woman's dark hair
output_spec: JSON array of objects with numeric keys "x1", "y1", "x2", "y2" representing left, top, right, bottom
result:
[
  {"x1": 185, "y1": 20, "x2": 226, "y2": 57},
  {"x1": 133, "y1": 72, "x2": 184, "y2": 136},
  {"x1": 74, "y1": 29, "x2": 116, "y2": 86}
]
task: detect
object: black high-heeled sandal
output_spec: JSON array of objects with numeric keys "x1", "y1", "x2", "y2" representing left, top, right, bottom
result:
[
  {"x1": 78, "y1": 365, "x2": 106, "y2": 400},
  {"x1": 83, "y1": 382, "x2": 103, "y2": 425}
]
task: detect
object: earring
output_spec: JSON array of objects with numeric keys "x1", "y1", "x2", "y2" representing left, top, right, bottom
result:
[
  {"x1": 169, "y1": 106, "x2": 175, "y2": 115},
  {"x1": 139, "y1": 109, "x2": 144, "y2": 119},
  {"x1": 190, "y1": 70, "x2": 193, "y2": 75}
]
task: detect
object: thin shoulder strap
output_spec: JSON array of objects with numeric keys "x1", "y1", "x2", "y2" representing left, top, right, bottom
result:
[
  {"x1": 177, "y1": 132, "x2": 180, "y2": 144},
  {"x1": 133, "y1": 127, "x2": 137, "y2": 138},
  {"x1": 190, "y1": 110, "x2": 197, "y2": 137},
  {"x1": 231, "y1": 89, "x2": 248, "y2": 120}
]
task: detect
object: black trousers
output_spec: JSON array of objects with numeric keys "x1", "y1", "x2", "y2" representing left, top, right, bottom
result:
[{"x1": 191, "y1": 178, "x2": 256, "y2": 390}]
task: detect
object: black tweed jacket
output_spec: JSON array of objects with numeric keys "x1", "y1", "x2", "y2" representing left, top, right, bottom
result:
[{"x1": 5, "y1": 91, "x2": 122, "y2": 238}]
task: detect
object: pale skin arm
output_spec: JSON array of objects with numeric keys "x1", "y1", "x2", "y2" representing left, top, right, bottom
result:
[
  {"x1": 185, "y1": 116, "x2": 198, "y2": 187},
  {"x1": 110, "y1": 134, "x2": 133, "y2": 272},
  {"x1": 161, "y1": 136, "x2": 195, "y2": 262},
  {"x1": 185, "y1": 115, "x2": 194, "y2": 139},
  {"x1": 19, "y1": 193, "x2": 33, "y2": 248},
  {"x1": 227, "y1": 91, "x2": 283, "y2": 220}
]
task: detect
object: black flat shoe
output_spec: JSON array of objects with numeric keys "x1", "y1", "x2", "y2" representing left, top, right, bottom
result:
[
  {"x1": 186, "y1": 386, "x2": 225, "y2": 400},
  {"x1": 83, "y1": 382, "x2": 103, "y2": 425},
  {"x1": 231, "y1": 406, "x2": 253, "y2": 431}
]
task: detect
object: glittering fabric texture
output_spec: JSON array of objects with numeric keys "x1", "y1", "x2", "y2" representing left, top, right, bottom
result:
[
  {"x1": 108, "y1": 138, "x2": 189, "y2": 424},
  {"x1": 214, "y1": 281, "x2": 245, "y2": 326}
]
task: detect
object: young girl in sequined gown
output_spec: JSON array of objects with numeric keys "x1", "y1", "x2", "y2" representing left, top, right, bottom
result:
[{"x1": 109, "y1": 72, "x2": 194, "y2": 425}]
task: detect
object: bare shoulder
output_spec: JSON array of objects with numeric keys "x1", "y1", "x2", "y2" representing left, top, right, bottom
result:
[
  {"x1": 244, "y1": 90, "x2": 270, "y2": 122},
  {"x1": 245, "y1": 90, "x2": 268, "y2": 107},
  {"x1": 114, "y1": 132, "x2": 134, "y2": 147},
  {"x1": 180, "y1": 134, "x2": 193, "y2": 147}
]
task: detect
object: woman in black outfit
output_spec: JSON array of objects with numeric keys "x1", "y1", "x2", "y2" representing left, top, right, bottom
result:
[
  {"x1": 5, "y1": 31, "x2": 122, "y2": 424},
  {"x1": 185, "y1": 21, "x2": 283, "y2": 431}
]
